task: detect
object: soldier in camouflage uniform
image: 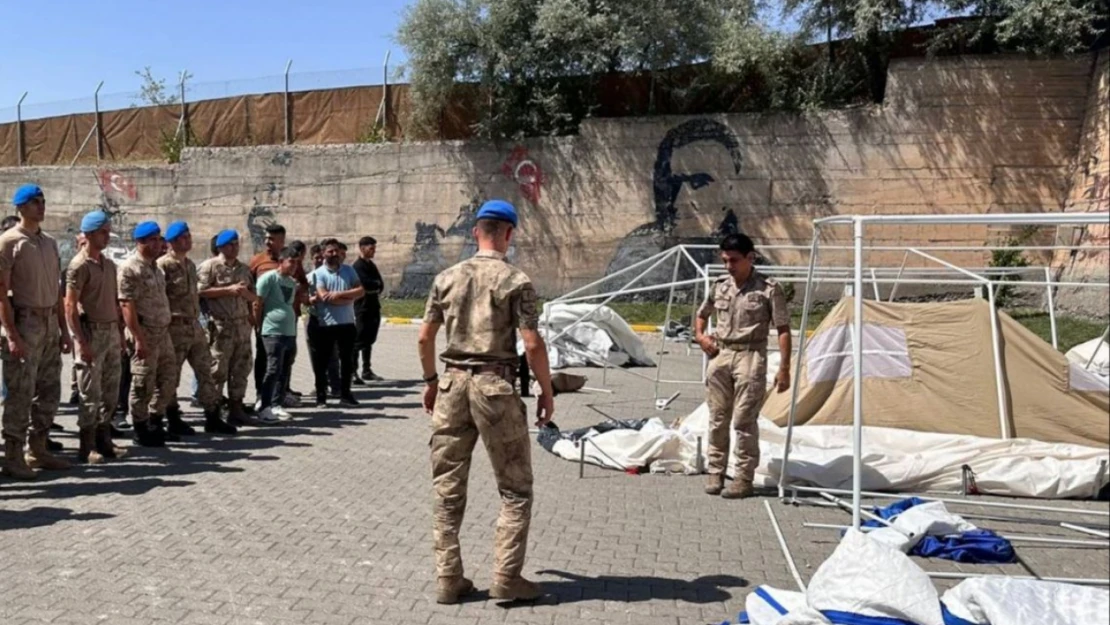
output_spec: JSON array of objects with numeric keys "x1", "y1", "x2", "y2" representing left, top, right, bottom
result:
[
  {"x1": 198, "y1": 229, "x2": 258, "y2": 426},
  {"x1": 418, "y1": 200, "x2": 555, "y2": 604},
  {"x1": 157, "y1": 221, "x2": 238, "y2": 436},
  {"x1": 0, "y1": 184, "x2": 73, "y2": 478},
  {"x1": 694, "y1": 233, "x2": 792, "y2": 499},
  {"x1": 65, "y1": 210, "x2": 127, "y2": 464},
  {"x1": 118, "y1": 221, "x2": 176, "y2": 447}
]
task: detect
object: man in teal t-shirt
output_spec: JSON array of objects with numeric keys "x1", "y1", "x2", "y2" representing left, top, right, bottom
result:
[{"x1": 254, "y1": 246, "x2": 300, "y2": 422}]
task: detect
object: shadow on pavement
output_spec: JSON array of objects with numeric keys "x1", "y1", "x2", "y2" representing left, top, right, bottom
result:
[
  {"x1": 0, "y1": 506, "x2": 115, "y2": 531},
  {"x1": 479, "y1": 570, "x2": 750, "y2": 607}
]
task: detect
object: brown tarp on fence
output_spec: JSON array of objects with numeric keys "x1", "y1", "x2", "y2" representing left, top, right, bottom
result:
[{"x1": 0, "y1": 84, "x2": 427, "y2": 166}]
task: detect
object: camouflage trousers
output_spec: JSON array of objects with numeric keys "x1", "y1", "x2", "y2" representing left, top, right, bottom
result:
[
  {"x1": 210, "y1": 318, "x2": 252, "y2": 402},
  {"x1": 75, "y1": 322, "x2": 122, "y2": 429},
  {"x1": 705, "y1": 348, "x2": 767, "y2": 482},
  {"x1": 430, "y1": 369, "x2": 534, "y2": 579},
  {"x1": 1, "y1": 308, "x2": 62, "y2": 443},
  {"x1": 129, "y1": 326, "x2": 176, "y2": 423},
  {"x1": 164, "y1": 319, "x2": 220, "y2": 411}
]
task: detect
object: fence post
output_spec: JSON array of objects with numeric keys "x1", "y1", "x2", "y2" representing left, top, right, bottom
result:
[
  {"x1": 178, "y1": 70, "x2": 188, "y2": 146},
  {"x1": 94, "y1": 81, "x2": 104, "y2": 161},
  {"x1": 284, "y1": 59, "x2": 293, "y2": 144},
  {"x1": 16, "y1": 92, "x2": 27, "y2": 167},
  {"x1": 383, "y1": 50, "x2": 390, "y2": 135}
]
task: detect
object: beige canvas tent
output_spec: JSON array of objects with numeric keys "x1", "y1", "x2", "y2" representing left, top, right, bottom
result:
[{"x1": 762, "y1": 298, "x2": 1110, "y2": 449}]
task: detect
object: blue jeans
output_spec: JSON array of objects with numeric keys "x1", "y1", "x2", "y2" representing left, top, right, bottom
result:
[{"x1": 260, "y1": 335, "x2": 296, "y2": 409}]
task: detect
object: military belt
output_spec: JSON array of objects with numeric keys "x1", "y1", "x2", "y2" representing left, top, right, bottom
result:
[
  {"x1": 717, "y1": 340, "x2": 767, "y2": 352},
  {"x1": 445, "y1": 363, "x2": 517, "y2": 382}
]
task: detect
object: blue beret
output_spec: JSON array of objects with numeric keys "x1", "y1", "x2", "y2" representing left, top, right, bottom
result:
[
  {"x1": 165, "y1": 221, "x2": 189, "y2": 242},
  {"x1": 215, "y1": 229, "x2": 239, "y2": 247},
  {"x1": 12, "y1": 184, "x2": 43, "y2": 206},
  {"x1": 133, "y1": 221, "x2": 161, "y2": 240},
  {"x1": 475, "y1": 199, "x2": 518, "y2": 228},
  {"x1": 80, "y1": 211, "x2": 110, "y2": 233}
]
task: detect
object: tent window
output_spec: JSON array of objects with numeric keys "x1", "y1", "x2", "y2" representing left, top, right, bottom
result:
[
  {"x1": 806, "y1": 323, "x2": 913, "y2": 384},
  {"x1": 1069, "y1": 363, "x2": 1110, "y2": 393}
]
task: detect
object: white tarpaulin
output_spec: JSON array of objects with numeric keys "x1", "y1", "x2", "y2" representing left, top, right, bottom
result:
[
  {"x1": 1067, "y1": 334, "x2": 1110, "y2": 379},
  {"x1": 534, "y1": 303, "x2": 655, "y2": 369},
  {"x1": 740, "y1": 529, "x2": 1110, "y2": 625},
  {"x1": 545, "y1": 403, "x2": 1110, "y2": 499}
]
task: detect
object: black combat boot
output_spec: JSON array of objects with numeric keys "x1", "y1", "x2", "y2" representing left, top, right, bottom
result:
[
  {"x1": 132, "y1": 419, "x2": 165, "y2": 447},
  {"x1": 150, "y1": 413, "x2": 180, "y2": 443},
  {"x1": 203, "y1": 408, "x2": 238, "y2": 435},
  {"x1": 166, "y1": 404, "x2": 196, "y2": 436}
]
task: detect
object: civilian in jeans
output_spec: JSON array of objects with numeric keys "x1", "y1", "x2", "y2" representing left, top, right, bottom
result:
[
  {"x1": 254, "y1": 246, "x2": 300, "y2": 423},
  {"x1": 308, "y1": 238, "x2": 363, "y2": 407}
]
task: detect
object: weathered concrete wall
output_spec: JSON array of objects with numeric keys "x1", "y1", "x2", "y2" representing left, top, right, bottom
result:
[
  {"x1": 0, "y1": 54, "x2": 1102, "y2": 310},
  {"x1": 1056, "y1": 49, "x2": 1110, "y2": 319}
]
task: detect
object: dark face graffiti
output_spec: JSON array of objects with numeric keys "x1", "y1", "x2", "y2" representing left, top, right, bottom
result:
[
  {"x1": 247, "y1": 182, "x2": 282, "y2": 254},
  {"x1": 604, "y1": 119, "x2": 745, "y2": 291},
  {"x1": 396, "y1": 195, "x2": 519, "y2": 297}
]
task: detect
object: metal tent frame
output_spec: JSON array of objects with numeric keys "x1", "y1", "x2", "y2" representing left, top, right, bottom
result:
[{"x1": 775, "y1": 212, "x2": 1110, "y2": 530}]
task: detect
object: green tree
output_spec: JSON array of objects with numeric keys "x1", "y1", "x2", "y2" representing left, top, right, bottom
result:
[
  {"x1": 397, "y1": 0, "x2": 761, "y2": 139},
  {"x1": 929, "y1": 0, "x2": 1107, "y2": 55}
]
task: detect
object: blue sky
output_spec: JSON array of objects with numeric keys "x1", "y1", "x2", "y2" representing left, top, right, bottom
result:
[{"x1": 1, "y1": 0, "x2": 410, "y2": 117}]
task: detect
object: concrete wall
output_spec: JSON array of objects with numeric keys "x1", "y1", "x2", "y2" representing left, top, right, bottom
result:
[
  {"x1": 0, "y1": 53, "x2": 1103, "y2": 313},
  {"x1": 1056, "y1": 49, "x2": 1110, "y2": 318}
]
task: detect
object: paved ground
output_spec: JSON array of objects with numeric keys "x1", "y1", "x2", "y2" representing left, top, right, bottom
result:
[{"x1": 1, "y1": 325, "x2": 1107, "y2": 625}]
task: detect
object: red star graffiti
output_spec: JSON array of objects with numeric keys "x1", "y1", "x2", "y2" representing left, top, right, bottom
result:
[{"x1": 501, "y1": 146, "x2": 543, "y2": 204}]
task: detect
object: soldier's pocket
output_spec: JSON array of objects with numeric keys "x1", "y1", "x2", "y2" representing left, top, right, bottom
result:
[{"x1": 474, "y1": 374, "x2": 525, "y2": 442}]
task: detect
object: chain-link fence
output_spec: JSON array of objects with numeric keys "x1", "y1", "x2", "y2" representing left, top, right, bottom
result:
[{"x1": 0, "y1": 64, "x2": 391, "y2": 124}]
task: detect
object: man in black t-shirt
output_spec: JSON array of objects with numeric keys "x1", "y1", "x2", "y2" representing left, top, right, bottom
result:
[{"x1": 352, "y1": 236, "x2": 384, "y2": 381}]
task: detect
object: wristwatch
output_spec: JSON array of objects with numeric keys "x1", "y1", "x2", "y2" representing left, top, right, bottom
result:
[{"x1": 423, "y1": 373, "x2": 439, "y2": 384}]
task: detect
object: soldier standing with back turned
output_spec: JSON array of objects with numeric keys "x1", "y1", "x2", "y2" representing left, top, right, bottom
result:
[
  {"x1": 417, "y1": 199, "x2": 555, "y2": 604},
  {"x1": 0, "y1": 184, "x2": 73, "y2": 478},
  {"x1": 694, "y1": 233, "x2": 792, "y2": 499}
]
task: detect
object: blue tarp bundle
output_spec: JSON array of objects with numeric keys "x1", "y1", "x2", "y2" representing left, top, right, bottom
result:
[{"x1": 862, "y1": 497, "x2": 1016, "y2": 564}]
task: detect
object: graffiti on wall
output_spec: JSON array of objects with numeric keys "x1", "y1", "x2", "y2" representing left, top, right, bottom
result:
[
  {"x1": 603, "y1": 118, "x2": 745, "y2": 289},
  {"x1": 56, "y1": 170, "x2": 139, "y2": 268},
  {"x1": 501, "y1": 146, "x2": 543, "y2": 204},
  {"x1": 247, "y1": 182, "x2": 283, "y2": 253},
  {"x1": 395, "y1": 194, "x2": 520, "y2": 296}
]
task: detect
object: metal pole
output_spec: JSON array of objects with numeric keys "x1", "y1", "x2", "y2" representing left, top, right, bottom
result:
[
  {"x1": 804, "y1": 523, "x2": 1108, "y2": 547},
  {"x1": 554, "y1": 247, "x2": 678, "y2": 303},
  {"x1": 887, "y1": 251, "x2": 909, "y2": 302},
  {"x1": 926, "y1": 572, "x2": 1109, "y2": 586},
  {"x1": 790, "y1": 484, "x2": 1110, "y2": 517},
  {"x1": 578, "y1": 442, "x2": 585, "y2": 479},
  {"x1": 178, "y1": 70, "x2": 188, "y2": 145},
  {"x1": 1061, "y1": 522, "x2": 1110, "y2": 539},
  {"x1": 383, "y1": 49, "x2": 391, "y2": 133},
  {"x1": 547, "y1": 248, "x2": 677, "y2": 345},
  {"x1": 851, "y1": 218, "x2": 864, "y2": 529},
  {"x1": 695, "y1": 436, "x2": 703, "y2": 474},
  {"x1": 654, "y1": 250, "x2": 682, "y2": 400},
  {"x1": 869, "y1": 268, "x2": 880, "y2": 300},
  {"x1": 16, "y1": 91, "x2": 27, "y2": 167},
  {"x1": 1044, "y1": 266, "x2": 1058, "y2": 349},
  {"x1": 986, "y1": 284, "x2": 1011, "y2": 439},
  {"x1": 778, "y1": 227, "x2": 821, "y2": 498},
  {"x1": 764, "y1": 501, "x2": 807, "y2": 592},
  {"x1": 93, "y1": 81, "x2": 104, "y2": 161},
  {"x1": 71, "y1": 125, "x2": 97, "y2": 167},
  {"x1": 1084, "y1": 327, "x2": 1109, "y2": 370},
  {"x1": 284, "y1": 59, "x2": 293, "y2": 145},
  {"x1": 819, "y1": 491, "x2": 914, "y2": 537}
]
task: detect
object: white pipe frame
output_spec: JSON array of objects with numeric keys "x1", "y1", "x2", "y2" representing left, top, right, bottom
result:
[{"x1": 777, "y1": 212, "x2": 1110, "y2": 530}]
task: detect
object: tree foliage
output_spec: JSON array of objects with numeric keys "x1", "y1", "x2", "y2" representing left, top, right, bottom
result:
[
  {"x1": 134, "y1": 67, "x2": 194, "y2": 107},
  {"x1": 398, "y1": 0, "x2": 1107, "y2": 139}
]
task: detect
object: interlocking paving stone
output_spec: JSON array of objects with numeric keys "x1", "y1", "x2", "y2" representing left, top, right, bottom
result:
[{"x1": 0, "y1": 325, "x2": 1106, "y2": 624}]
